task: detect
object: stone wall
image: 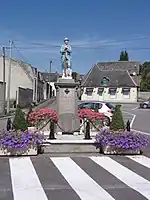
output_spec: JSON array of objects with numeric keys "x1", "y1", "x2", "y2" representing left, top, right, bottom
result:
[{"x1": 139, "y1": 92, "x2": 150, "y2": 100}]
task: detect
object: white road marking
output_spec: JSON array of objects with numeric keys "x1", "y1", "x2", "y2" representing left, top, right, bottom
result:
[
  {"x1": 132, "y1": 129, "x2": 150, "y2": 135},
  {"x1": 9, "y1": 157, "x2": 48, "y2": 200},
  {"x1": 132, "y1": 106, "x2": 139, "y2": 110},
  {"x1": 127, "y1": 155, "x2": 150, "y2": 169},
  {"x1": 91, "y1": 156, "x2": 150, "y2": 200},
  {"x1": 123, "y1": 111, "x2": 136, "y2": 128},
  {"x1": 130, "y1": 114, "x2": 136, "y2": 128},
  {"x1": 51, "y1": 157, "x2": 115, "y2": 200}
]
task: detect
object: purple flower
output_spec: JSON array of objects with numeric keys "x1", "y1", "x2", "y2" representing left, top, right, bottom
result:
[
  {"x1": 95, "y1": 129, "x2": 149, "y2": 150},
  {"x1": 0, "y1": 130, "x2": 44, "y2": 149}
]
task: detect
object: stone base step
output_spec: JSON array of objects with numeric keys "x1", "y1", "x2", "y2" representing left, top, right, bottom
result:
[{"x1": 42, "y1": 143, "x2": 99, "y2": 153}]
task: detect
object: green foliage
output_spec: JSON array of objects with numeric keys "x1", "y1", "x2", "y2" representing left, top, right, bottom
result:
[
  {"x1": 72, "y1": 72, "x2": 78, "y2": 82},
  {"x1": 110, "y1": 105, "x2": 125, "y2": 131},
  {"x1": 140, "y1": 62, "x2": 150, "y2": 91},
  {"x1": 13, "y1": 106, "x2": 28, "y2": 131},
  {"x1": 119, "y1": 50, "x2": 129, "y2": 61}
]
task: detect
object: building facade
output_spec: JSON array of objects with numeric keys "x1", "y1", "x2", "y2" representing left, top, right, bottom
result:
[
  {"x1": 0, "y1": 57, "x2": 34, "y2": 100},
  {"x1": 42, "y1": 72, "x2": 58, "y2": 97},
  {"x1": 0, "y1": 57, "x2": 47, "y2": 108},
  {"x1": 81, "y1": 62, "x2": 139, "y2": 103}
]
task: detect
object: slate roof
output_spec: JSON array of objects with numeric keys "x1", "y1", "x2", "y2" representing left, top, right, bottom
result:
[
  {"x1": 96, "y1": 61, "x2": 140, "y2": 75},
  {"x1": 41, "y1": 72, "x2": 58, "y2": 82},
  {"x1": 82, "y1": 65, "x2": 137, "y2": 87}
]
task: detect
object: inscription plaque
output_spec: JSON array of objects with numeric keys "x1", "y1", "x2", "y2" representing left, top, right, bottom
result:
[
  {"x1": 59, "y1": 88, "x2": 75, "y2": 114},
  {"x1": 55, "y1": 79, "x2": 80, "y2": 133}
]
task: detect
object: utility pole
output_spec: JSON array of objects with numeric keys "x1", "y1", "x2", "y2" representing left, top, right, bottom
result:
[
  {"x1": 2, "y1": 47, "x2": 6, "y2": 114},
  {"x1": 35, "y1": 68, "x2": 38, "y2": 104},
  {"x1": 6, "y1": 40, "x2": 13, "y2": 114},
  {"x1": 49, "y1": 60, "x2": 52, "y2": 98}
]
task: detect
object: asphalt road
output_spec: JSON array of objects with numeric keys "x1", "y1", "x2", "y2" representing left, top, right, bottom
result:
[{"x1": 1, "y1": 154, "x2": 150, "y2": 200}]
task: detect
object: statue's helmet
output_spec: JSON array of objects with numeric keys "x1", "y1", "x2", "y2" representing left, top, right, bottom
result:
[{"x1": 64, "y1": 37, "x2": 69, "y2": 42}]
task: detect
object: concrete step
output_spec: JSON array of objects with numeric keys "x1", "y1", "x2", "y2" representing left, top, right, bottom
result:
[{"x1": 42, "y1": 143, "x2": 99, "y2": 153}]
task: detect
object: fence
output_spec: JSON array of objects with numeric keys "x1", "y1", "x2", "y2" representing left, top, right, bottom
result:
[{"x1": 18, "y1": 87, "x2": 33, "y2": 108}]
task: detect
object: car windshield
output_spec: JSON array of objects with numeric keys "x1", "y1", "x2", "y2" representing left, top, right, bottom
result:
[{"x1": 105, "y1": 102, "x2": 115, "y2": 109}]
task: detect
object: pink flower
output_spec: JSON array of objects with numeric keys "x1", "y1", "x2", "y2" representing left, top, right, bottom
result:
[
  {"x1": 78, "y1": 109, "x2": 104, "y2": 122},
  {"x1": 28, "y1": 108, "x2": 58, "y2": 126}
]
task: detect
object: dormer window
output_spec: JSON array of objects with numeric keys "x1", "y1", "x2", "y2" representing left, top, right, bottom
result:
[{"x1": 101, "y1": 77, "x2": 110, "y2": 86}]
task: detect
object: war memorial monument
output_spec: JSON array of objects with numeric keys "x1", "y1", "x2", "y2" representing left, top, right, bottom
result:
[{"x1": 54, "y1": 38, "x2": 80, "y2": 134}]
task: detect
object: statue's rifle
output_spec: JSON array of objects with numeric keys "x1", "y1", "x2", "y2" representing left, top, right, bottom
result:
[{"x1": 64, "y1": 48, "x2": 67, "y2": 77}]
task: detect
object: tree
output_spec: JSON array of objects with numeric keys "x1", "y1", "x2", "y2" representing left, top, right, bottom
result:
[
  {"x1": 140, "y1": 62, "x2": 150, "y2": 91},
  {"x1": 13, "y1": 106, "x2": 28, "y2": 131},
  {"x1": 110, "y1": 105, "x2": 125, "y2": 131},
  {"x1": 72, "y1": 72, "x2": 78, "y2": 82},
  {"x1": 119, "y1": 50, "x2": 129, "y2": 61}
]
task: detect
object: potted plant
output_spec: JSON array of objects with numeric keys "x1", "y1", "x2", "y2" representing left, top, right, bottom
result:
[
  {"x1": 0, "y1": 130, "x2": 44, "y2": 156},
  {"x1": 94, "y1": 105, "x2": 149, "y2": 155},
  {"x1": 95, "y1": 128, "x2": 149, "y2": 155}
]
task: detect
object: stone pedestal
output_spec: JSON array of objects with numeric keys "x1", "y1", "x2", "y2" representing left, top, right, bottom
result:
[{"x1": 54, "y1": 78, "x2": 80, "y2": 134}]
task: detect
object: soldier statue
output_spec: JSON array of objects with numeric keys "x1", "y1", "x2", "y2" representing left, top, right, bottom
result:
[{"x1": 60, "y1": 37, "x2": 72, "y2": 78}]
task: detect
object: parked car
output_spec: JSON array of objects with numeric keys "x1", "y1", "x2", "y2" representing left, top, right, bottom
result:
[
  {"x1": 139, "y1": 99, "x2": 150, "y2": 109},
  {"x1": 78, "y1": 101, "x2": 115, "y2": 125}
]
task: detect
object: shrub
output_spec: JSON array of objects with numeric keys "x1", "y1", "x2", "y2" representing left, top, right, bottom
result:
[
  {"x1": 13, "y1": 107, "x2": 28, "y2": 131},
  {"x1": 110, "y1": 104, "x2": 124, "y2": 131}
]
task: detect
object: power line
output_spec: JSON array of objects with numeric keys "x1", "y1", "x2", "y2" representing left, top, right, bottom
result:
[
  {"x1": 12, "y1": 42, "x2": 30, "y2": 64},
  {"x1": 14, "y1": 35, "x2": 150, "y2": 49}
]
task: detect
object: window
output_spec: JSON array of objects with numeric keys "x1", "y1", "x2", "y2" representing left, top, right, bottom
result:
[
  {"x1": 86, "y1": 87, "x2": 93, "y2": 96},
  {"x1": 122, "y1": 88, "x2": 130, "y2": 99},
  {"x1": 97, "y1": 88, "x2": 104, "y2": 96},
  {"x1": 101, "y1": 77, "x2": 110, "y2": 86},
  {"x1": 78, "y1": 103, "x2": 94, "y2": 110},
  {"x1": 106, "y1": 102, "x2": 115, "y2": 110},
  {"x1": 109, "y1": 88, "x2": 117, "y2": 99}
]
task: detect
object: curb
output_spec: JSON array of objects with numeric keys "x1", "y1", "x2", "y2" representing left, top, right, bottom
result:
[{"x1": 132, "y1": 129, "x2": 150, "y2": 136}]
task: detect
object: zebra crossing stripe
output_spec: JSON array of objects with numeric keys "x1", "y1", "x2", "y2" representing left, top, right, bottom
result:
[
  {"x1": 9, "y1": 157, "x2": 48, "y2": 200},
  {"x1": 51, "y1": 157, "x2": 115, "y2": 200},
  {"x1": 91, "y1": 156, "x2": 150, "y2": 200},
  {"x1": 126, "y1": 155, "x2": 150, "y2": 169}
]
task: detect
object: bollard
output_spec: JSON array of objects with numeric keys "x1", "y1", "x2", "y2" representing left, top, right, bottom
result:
[
  {"x1": 84, "y1": 119, "x2": 91, "y2": 139},
  {"x1": 49, "y1": 120, "x2": 56, "y2": 139},
  {"x1": 126, "y1": 120, "x2": 130, "y2": 132},
  {"x1": 6, "y1": 118, "x2": 12, "y2": 131}
]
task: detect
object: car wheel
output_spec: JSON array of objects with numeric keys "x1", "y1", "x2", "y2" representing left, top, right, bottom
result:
[
  {"x1": 143, "y1": 104, "x2": 148, "y2": 109},
  {"x1": 104, "y1": 116, "x2": 110, "y2": 126}
]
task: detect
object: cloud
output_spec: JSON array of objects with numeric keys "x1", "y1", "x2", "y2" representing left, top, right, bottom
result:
[{"x1": 1, "y1": 28, "x2": 150, "y2": 56}]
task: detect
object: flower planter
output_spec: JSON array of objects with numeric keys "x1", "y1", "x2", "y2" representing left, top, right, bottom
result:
[
  {"x1": 0, "y1": 145, "x2": 38, "y2": 156},
  {"x1": 101, "y1": 145, "x2": 141, "y2": 155},
  {"x1": 28, "y1": 126, "x2": 37, "y2": 132}
]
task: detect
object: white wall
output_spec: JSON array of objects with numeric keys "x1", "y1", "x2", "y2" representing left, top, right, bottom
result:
[
  {"x1": 50, "y1": 82, "x2": 56, "y2": 96},
  {"x1": 81, "y1": 87, "x2": 137, "y2": 103},
  {"x1": 0, "y1": 57, "x2": 34, "y2": 100}
]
